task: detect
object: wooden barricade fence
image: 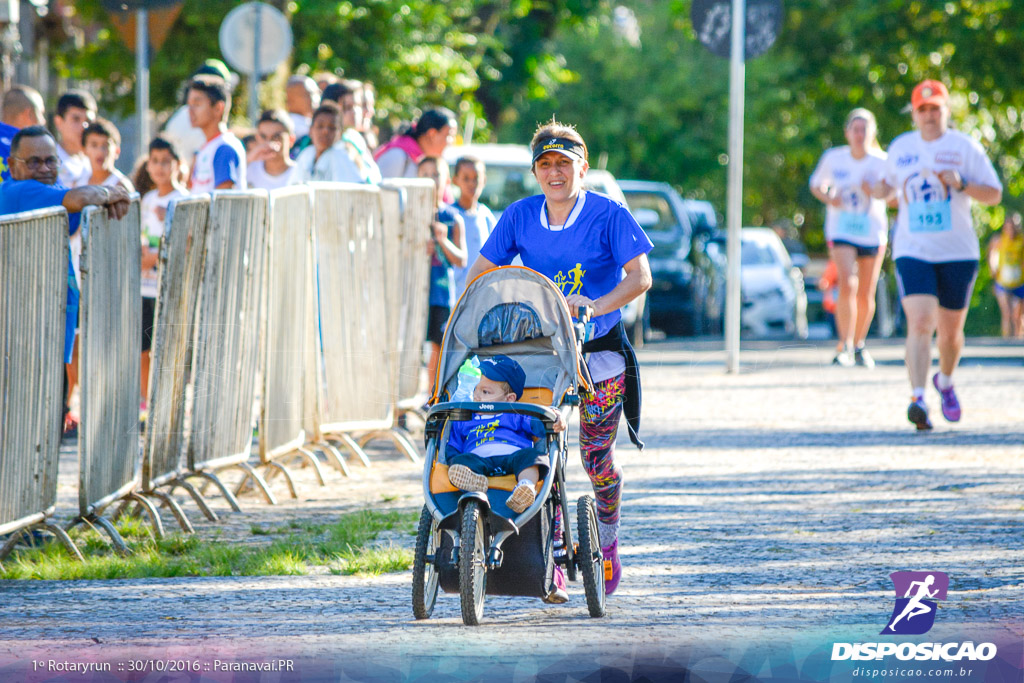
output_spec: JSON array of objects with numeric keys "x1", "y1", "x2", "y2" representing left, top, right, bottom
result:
[
  {"x1": 0, "y1": 208, "x2": 82, "y2": 564},
  {"x1": 186, "y1": 191, "x2": 274, "y2": 508},
  {"x1": 141, "y1": 196, "x2": 211, "y2": 529},
  {"x1": 68, "y1": 201, "x2": 149, "y2": 551}
]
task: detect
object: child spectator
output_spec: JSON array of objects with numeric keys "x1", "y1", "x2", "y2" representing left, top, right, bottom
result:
[
  {"x1": 322, "y1": 80, "x2": 381, "y2": 184},
  {"x1": 82, "y1": 118, "x2": 135, "y2": 191},
  {"x1": 445, "y1": 355, "x2": 566, "y2": 513},
  {"x1": 186, "y1": 75, "x2": 246, "y2": 191},
  {"x1": 418, "y1": 155, "x2": 466, "y2": 396},
  {"x1": 290, "y1": 102, "x2": 363, "y2": 184},
  {"x1": 450, "y1": 155, "x2": 496, "y2": 296},
  {"x1": 53, "y1": 90, "x2": 96, "y2": 189},
  {"x1": 246, "y1": 109, "x2": 296, "y2": 190},
  {"x1": 139, "y1": 137, "x2": 188, "y2": 409}
]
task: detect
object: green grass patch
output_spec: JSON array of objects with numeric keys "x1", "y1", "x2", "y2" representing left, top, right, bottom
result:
[{"x1": 1, "y1": 509, "x2": 418, "y2": 581}]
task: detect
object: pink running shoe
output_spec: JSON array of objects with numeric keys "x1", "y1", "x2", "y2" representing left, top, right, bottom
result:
[
  {"x1": 932, "y1": 373, "x2": 961, "y2": 422},
  {"x1": 602, "y1": 538, "x2": 622, "y2": 595},
  {"x1": 543, "y1": 565, "x2": 569, "y2": 604}
]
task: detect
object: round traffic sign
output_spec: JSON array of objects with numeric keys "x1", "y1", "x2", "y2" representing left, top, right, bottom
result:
[
  {"x1": 218, "y1": 2, "x2": 293, "y2": 76},
  {"x1": 691, "y1": 0, "x2": 784, "y2": 60}
]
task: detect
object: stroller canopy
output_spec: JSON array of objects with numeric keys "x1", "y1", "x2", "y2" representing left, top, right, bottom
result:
[{"x1": 434, "y1": 266, "x2": 588, "y2": 404}]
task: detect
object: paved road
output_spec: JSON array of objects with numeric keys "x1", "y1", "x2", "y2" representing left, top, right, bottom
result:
[{"x1": 1, "y1": 339, "x2": 1021, "y2": 680}]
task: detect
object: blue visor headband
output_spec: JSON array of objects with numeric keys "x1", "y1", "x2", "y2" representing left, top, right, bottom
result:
[{"x1": 532, "y1": 137, "x2": 586, "y2": 163}]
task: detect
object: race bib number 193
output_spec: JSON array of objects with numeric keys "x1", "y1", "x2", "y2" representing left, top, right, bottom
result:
[{"x1": 907, "y1": 200, "x2": 952, "y2": 233}]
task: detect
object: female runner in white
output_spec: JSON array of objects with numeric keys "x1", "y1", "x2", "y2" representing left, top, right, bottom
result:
[
  {"x1": 810, "y1": 108, "x2": 889, "y2": 368},
  {"x1": 872, "y1": 80, "x2": 1002, "y2": 430}
]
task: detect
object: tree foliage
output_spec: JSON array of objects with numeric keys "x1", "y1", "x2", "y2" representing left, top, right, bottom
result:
[
  {"x1": 504, "y1": 0, "x2": 1023, "y2": 240},
  {"x1": 52, "y1": 0, "x2": 604, "y2": 137}
]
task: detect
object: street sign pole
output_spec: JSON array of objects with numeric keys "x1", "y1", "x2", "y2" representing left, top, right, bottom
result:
[
  {"x1": 136, "y1": 8, "x2": 149, "y2": 160},
  {"x1": 248, "y1": 4, "x2": 262, "y2": 125},
  {"x1": 724, "y1": 0, "x2": 745, "y2": 374}
]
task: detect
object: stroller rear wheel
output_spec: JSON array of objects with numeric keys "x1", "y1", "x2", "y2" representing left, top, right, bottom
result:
[
  {"x1": 458, "y1": 501, "x2": 488, "y2": 625},
  {"x1": 412, "y1": 505, "x2": 440, "y2": 619},
  {"x1": 576, "y1": 495, "x2": 606, "y2": 617}
]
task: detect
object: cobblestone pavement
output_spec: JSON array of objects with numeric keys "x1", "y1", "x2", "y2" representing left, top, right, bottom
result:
[{"x1": 1, "y1": 339, "x2": 1022, "y2": 667}]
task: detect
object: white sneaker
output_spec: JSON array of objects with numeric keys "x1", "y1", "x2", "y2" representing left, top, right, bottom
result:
[{"x1": 448, "y1": 464, "x2": 488, "y2": 492}]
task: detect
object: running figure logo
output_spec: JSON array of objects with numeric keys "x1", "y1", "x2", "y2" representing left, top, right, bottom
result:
[
  {"x1": 882, "y1": 571, "x2": 949, "y2": 635},
  {"x1": 552, "y1": 263, "x2": 586, "y2": 296}
]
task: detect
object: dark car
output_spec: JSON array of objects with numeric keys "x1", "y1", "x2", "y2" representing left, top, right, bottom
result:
[{"x1": 619, "y1": 180, "x2": 724, "y2": 336}]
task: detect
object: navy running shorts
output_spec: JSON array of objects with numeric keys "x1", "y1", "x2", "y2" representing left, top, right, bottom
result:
[
  {"x1": 895, "y1": 257, "x2": 979, "y2": 310},
  {"x1": 426, "y1": 305, "x2": 450, "y2": 345},
  {"x1": 831, "y1": 239, "x2": 881, "y2": 258}
]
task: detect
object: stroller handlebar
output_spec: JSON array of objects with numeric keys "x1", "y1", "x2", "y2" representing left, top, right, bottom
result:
[{"x1": 425, "y1": 401, "x2": 563, "y2": 432}]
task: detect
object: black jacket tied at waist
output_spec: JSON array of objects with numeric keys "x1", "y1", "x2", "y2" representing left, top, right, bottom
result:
[{"x1": 581, "y1": 321, "x2": 644, "y2": 450}]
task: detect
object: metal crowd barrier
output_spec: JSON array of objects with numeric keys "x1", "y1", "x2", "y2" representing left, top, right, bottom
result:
[
  {"x1": 252, "y1": 187, "x2": 332, "y2": 495},
  {"x1": 309, "y1": 182, "x2": 389, "y2": 467},
  {"x1": 186, "y1": 190, "x2": 274, "y2": 508},
  {"x1": 68, "y1": 200, "x2": 150, "y2": 553},
  {"x1": 0, "y1": 207, "x2": 82, "y2": 565},
  {"x1": 351, "y1": 182, "x2": 429, "y2": 462},
  {"x1": 384, "y1": 179, "x2": 435, "y2": 427},
  {"x1": 140, "y1": 196, "x2": 211, "y2": 528}
]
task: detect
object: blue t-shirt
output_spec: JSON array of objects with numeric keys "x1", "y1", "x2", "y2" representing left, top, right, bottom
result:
[
  {"x1": 448, "y1": 412, "x2": 544, "y2": 457},
  {"x1": 429, "y1": 205, "x2": 459, "y2": 308},
  {"x1": 479, "y1": 191, "x2": 653, "y2": 338},
  {"x1": 0, "y1": 179, "x2": 80, "y2": 280},
  {"x1": 0, "y1": 121, "x2": 18, "y2": 183},
  {"x1": 451, "y1": 201, "x2": 496, "y2": 297}
]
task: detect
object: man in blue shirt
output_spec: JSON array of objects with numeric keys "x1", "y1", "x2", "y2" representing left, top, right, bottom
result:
[
  {"x1": 0, "y1": 126, "x2": 131, "y2": 420},
  {"x1": 0, "y1": 85, "x2": 45, "y2": 183}
]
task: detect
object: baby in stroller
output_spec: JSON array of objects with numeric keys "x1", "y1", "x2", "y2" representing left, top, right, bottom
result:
[{"x1": 446, "y1": 355, "x2": 566, "y2": 513}]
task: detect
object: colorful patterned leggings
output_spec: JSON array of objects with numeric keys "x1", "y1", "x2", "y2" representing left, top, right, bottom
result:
[{"x1": 555, "y1": 372, "x2": 625, "y2": 537}]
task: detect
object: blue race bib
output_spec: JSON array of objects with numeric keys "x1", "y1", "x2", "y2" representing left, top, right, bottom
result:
[
  {"x1": 836, "y1": 211, "x2": 870, "y2": 237},
  {"x1": 907, "y1": 200, "x2": 952, "y2": 233}
]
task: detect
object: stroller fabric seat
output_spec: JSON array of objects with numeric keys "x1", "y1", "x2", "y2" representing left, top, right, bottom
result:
[{"x1": 429, "y1": 463, "x2": 544, "y2": 494}]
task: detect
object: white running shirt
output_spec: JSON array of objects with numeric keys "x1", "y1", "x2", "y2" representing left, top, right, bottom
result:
[
  {"x1": 884, "y1": 129, "x2": 1001, "y2": 262},
  {"x1": 809, "y1": 146, "x2": 889, "y2": 247},
  {"x1": 246, "y1": 160, "x2": 295, "y2": 190},
  {"x1": 190, "y1": 132, "x2": 246, "y2": 193}
]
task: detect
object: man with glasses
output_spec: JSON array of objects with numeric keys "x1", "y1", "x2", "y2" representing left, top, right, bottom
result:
[{"x1": 0, "y1": 125, "x2": 131, "y2": 434}]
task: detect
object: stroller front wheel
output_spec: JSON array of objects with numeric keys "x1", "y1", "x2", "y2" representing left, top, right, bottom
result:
[
  {"x1": 458, "y1": 501, "x2": 488, "y2": 625},
  {"x1": 577, "y1": 495, "x2": 606, "y2": 618},
  {"x1": 412, "y1": 505, "x2": 440, "y2": 619}
]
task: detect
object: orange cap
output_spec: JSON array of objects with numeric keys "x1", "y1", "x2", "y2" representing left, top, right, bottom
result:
[{"x1": 911, "y1": 80, "x2": 949, "y2": 110}]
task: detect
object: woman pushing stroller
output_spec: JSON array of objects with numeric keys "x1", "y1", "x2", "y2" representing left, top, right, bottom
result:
[{"x1": 465, "y1": 119, "x2": 653, "y2": 597}]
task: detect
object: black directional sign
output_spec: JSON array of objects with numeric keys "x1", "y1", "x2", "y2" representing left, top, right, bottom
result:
[{"x1": 691, "y1": 0, "x2": 784, "y2": 60}]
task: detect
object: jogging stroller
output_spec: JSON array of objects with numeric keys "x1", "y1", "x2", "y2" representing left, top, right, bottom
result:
[{"x1": 412, "y1": 266, "x2": 606, "y2": 625}]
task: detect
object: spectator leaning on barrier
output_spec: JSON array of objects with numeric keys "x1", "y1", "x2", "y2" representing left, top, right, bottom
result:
[
  {"x1": 246, "y1": 109, "x2": 296, "y2": 190},
  {"x1": 186, "y1": 75, "x2": 246, "y2": 192},
  {"x1": 83, "y1": 118, "x2": 135, "y2": 192},
  {"x1": 53, "y1": 90, "x2": 96, "y2": 189},
  {"x1": 289, "y1": 101, "x2": 363, "y2": 184},
  {"x1": 0, "y1": 84, "x2": 45, "y2": 183},
  {"x1": 140, "y1": 137, "x2": 188, "y2": 410},
  {"x1": 0, "y1": 126, "x2": 131, "y2": 432}
]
